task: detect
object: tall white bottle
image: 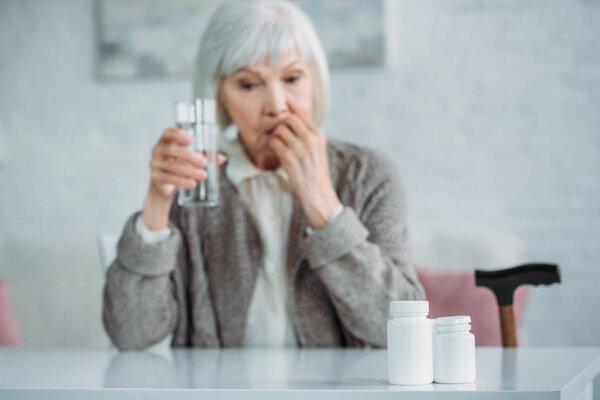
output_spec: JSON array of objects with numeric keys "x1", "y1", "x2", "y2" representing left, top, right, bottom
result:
[{"x1": 387, "y1": 301, "x2": 433, "y2": 385}]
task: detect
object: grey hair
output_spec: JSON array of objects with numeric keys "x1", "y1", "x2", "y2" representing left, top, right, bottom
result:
[{"x1": 192, "y1": 0, "x2": 330, "y2": 130}]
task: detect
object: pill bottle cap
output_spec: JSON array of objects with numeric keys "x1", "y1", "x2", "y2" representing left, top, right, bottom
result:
[
  {"x1": 390, "y1": 300, "x2": 429, "y2": 316},
  {"x1": 435, "y1": 315, "x2": 472, "y2": 332}
]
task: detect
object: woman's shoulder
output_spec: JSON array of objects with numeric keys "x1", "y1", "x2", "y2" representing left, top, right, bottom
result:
[{"x1": 326, "y1": 139, "x2": 399, "y2": 183}]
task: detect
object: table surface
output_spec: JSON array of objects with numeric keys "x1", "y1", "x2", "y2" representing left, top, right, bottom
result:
[{"x1": 0, "y1": 347, "x2": 598, "y2": 399}]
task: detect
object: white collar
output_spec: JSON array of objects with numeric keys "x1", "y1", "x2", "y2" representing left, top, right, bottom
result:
[{"x1": 219, "y1": 125, "x2": 289, "y2": 188}]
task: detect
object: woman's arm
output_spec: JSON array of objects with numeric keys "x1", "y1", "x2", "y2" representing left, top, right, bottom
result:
[
  {"x1": 265, "y1": 110, "x2": 423, "y2": 347},
  {"x1": 103, "y1": 126, "x2": 225, "y2": 350},
  {"x1": 102, "y1": 212, "x2": 182, "y2": 350},
  {"x1": 298, "y1": 151, "x2": 425, "y2": 347}
]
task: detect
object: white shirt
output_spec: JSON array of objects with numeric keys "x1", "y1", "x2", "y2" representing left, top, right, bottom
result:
[
  {"x1": 136, "y1": 128, "x2": 342, "y2": 347},
  {"x1": 218, "y1": 133, "x2": 297, "y2": 347}
]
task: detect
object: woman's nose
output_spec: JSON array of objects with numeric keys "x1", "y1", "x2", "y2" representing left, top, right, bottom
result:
[{"x1": 264, "y1": 84, "x2": 289, "y2": 118}]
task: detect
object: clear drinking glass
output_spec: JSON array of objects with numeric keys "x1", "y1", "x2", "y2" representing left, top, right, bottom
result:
[{"x1": 175, "y1": 99, "x2": 220, "y2": 207}]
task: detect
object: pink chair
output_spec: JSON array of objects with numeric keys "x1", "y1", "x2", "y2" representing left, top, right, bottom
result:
[
  {"x1": 0, "y1": 282, "x2": 23, "y2": 346},
  {"x1": 416, "y1": 269, "x2": 527, "y2": 346}
]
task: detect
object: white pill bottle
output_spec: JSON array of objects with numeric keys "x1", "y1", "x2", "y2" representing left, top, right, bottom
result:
[
  {"x1": 387, "y1": 301, "x2": 433, "y2": 385},
  {"x1": 434, "y1": 315, "x2": 476, "y2": 383}
]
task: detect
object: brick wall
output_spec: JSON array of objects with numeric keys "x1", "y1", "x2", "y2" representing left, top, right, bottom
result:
[{"x1": 1, "y1": 0, "x2": 598, "y2": 361}]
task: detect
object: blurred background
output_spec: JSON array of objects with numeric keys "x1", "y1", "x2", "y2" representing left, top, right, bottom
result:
[{"x1": 0, "y1": 0, "x2": 598, "y2": 365}]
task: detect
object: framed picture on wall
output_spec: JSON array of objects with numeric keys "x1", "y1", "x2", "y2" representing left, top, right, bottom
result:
[{"x1": 94, "y1": 0, "x2": 390, "y2": 81}]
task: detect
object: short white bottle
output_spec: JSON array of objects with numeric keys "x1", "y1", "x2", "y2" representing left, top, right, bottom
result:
[
  {"x1": 387, "y1": 301, "x2": 433, "y2": 385},
  {"x1": 434, "y1": 315, "x2": 476, "y2": 384}
]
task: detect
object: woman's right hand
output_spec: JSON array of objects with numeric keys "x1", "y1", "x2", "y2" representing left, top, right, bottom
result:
[
  {"x1": 142, "y1": 127, "x2": 224, "y2": 231},
  {"x1": 150, "y1": 127, "x2": 208, "y2": 199}
]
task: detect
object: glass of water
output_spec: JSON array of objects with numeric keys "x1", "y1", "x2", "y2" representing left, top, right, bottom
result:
[{"x1": 175, "y1": 99, "x2": 220, "y2": 208}]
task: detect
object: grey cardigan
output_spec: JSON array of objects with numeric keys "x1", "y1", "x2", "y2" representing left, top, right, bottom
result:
[{"x1": 103, "y1": 140, "x2": 425, "y2": 350}]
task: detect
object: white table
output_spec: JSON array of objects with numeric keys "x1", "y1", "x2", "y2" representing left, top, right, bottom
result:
[{"x1": 0, "y1": 347, "x2": 598, "y2": 399}]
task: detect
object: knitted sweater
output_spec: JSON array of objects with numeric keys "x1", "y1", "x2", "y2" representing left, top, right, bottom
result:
[{"x1": 102, "y1": 140, "x2": 425, "y2": 350}]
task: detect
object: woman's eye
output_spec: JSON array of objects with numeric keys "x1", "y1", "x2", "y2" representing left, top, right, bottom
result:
[
  {"x1": 240, "y1": 81, "x2": 258, "y2": 90},
  {"x1": 285, "y1": 75, "x2": 300, "y2": 84}
]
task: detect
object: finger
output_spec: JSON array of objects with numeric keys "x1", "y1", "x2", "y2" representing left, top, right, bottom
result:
[
  {"x1": 272, "y1": 124, "x2": 304, "y2": 157},
  {"x1": 280, "y1": 114, "x2": 313, "y2": 144},
  {"x1": 218, "y1": 153, "x2": 227, "y2": 165},
  {"x1": 268, "y1": 135, "x2": 298, "y2": 168},
  {"x1": 268, "y1": 135, "x2": 288, "y2": 160},
  {"x1": 158, "y1": 143, "x2": 206, "y2": 168},
  {"x1": 161, "y1": 127, "x2": 193, "y2": 146},
  {"x1": 151, "y1": 158, "x2": 207, "y2": 181},
  {"x1": 151, "y1": 170, "x2": 197, "y2": 190},
  {"x1": 287, "y1": 103, "x2": 318, "y2": 133}
]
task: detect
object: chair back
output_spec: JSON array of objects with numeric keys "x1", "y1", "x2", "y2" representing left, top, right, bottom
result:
[
  {"x1": 412, "y1": 228, "x2": 527, "y2": 346},
  {"x1": 416, "y1": 269, "x2": 527, "y2": 346},
  {"x1": 97, "y1": 234, "x2": 119, "y2": 274},
  {"x1": 0, "y1": 282, "x2": 23, "y2": 345}
]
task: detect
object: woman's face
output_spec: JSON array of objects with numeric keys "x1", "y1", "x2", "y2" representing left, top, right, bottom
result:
[{"x1": 219, "y1": 50, "x2": 314, "y2": 170}]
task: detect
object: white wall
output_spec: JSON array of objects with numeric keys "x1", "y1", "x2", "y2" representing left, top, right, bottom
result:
[{"x1": 1, "y1": 0, "x2": 599, "y2": 352}]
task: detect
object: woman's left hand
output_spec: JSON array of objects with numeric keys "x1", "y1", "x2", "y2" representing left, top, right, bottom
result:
[{"x1": 268, "y1": 113, "x2": 341, "y2": 229}]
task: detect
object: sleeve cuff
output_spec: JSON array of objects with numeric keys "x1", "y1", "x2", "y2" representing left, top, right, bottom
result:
[
  {"x1": 135, "y1": 214, "x2": 172, "y2": 244},
  {"x1": 299, "y1": 207, "x2": 369, "y2": 268},
  {"x1": 116, "y1": 212, "x2": 181, "y2": 276},
  {"x1": 305, "y1": 202, "x2": 344, "y2": 236}
]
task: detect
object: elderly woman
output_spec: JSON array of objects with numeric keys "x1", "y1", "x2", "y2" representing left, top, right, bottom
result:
[{"x1": 103, "y1": 0, "x2": 424, "y2": 351}]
